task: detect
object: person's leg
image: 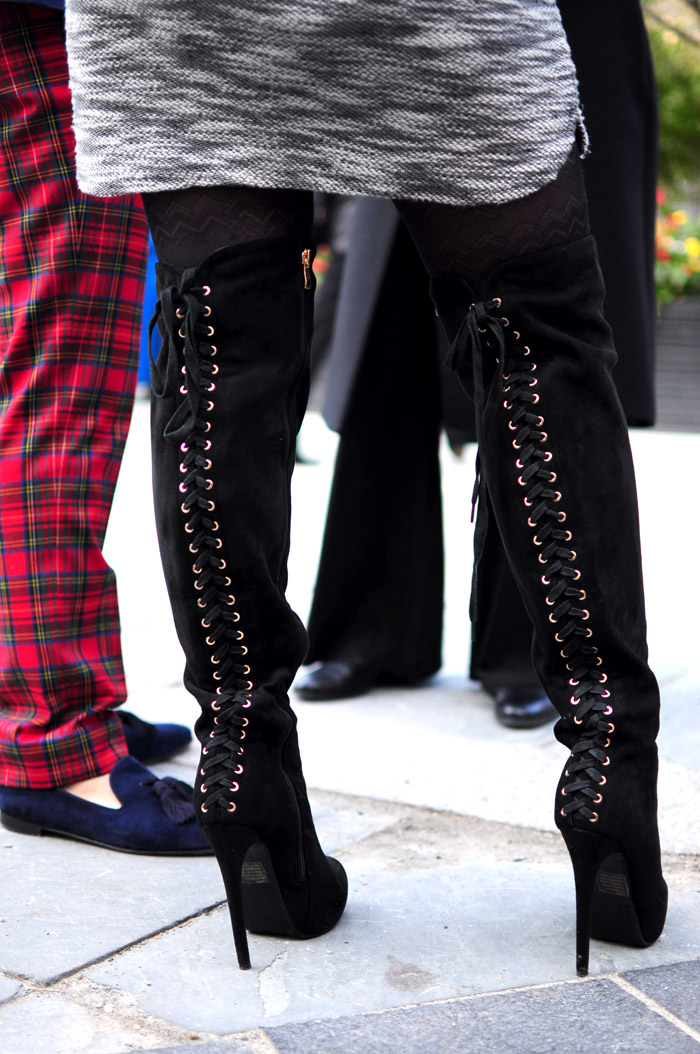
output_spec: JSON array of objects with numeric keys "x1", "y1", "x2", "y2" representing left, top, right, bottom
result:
[
  {"x1": 300, "y1": 220, "x2": 443, "y2": 699},
  {"x1": 395, "y1": 149, "x2": 666, "y2": 975},
  {"x1": 0, "y1": 6, "x2": 141, "y2": 788},
  {"x1": 0, "y1": 6, "x2": 206, "y2": 854},
  {"x1": 142, "y1": 183, "x2": 347, "y2": 967}
]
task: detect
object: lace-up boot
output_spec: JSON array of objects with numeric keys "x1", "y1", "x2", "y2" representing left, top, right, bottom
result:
[
  {"x1": 149, "y1": 237, "x2": 347, "y2": 969},
  {"x1": 431, "y1": 235, "x2": 667, "y2": 976}
]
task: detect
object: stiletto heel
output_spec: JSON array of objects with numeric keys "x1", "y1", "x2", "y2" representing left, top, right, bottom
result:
[
  {"x1": 432, "y1": 235, "x2": 667, "y2": 975},
  {"x1": 150, "y1": 238, "x2": 347, "y2": 967},
  {"x1": 204, "y1": 824, "x2": 259, "y2": 970},
  {"x1": 561, "y1": 827, "x2": 627, "y2": 976}
]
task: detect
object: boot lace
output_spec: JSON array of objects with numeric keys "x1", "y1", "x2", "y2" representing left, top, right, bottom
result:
[
  {"x1": 446, "y1": 298, "x2": 614, "y2": 824},
  {"x1": 151, "y1": 275, "x2": 252, "y2": 815}
]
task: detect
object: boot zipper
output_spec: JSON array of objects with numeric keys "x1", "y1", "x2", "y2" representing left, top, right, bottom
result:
[{"x1": 301, "y1": 248, "x2": 312, "y2": 289}]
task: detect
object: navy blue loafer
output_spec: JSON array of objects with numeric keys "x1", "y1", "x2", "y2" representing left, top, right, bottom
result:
[
  {"x1": 118, "y1": 710, "x2": 192, "y2": 764},
  {"x1": 0, "y1": 757, "x2": 212, "y2": 855}
]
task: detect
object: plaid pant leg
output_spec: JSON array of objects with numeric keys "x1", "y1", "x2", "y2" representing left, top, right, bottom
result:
[{"x1": 0, "y1": 5, "x2": 149, "y2": 787}]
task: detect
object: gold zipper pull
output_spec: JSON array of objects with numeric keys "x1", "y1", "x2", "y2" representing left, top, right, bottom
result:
[{"x1": 301, "y1": 248, "x2": 312, "y2": 289}]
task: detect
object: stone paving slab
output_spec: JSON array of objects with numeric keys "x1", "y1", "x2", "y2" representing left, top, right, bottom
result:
[
  {"x1": 622, "y1": 960, "x2": 700, "y2": 1032},
  {"x1": 82, "y1": 847, "x2": 700, "y2": 1036},
  {"x1": 0, "y1": 830, "x2": 220, "y2": 983},
  {"x1": 0, "y1": 789, "x2": 406, "y2": 987},
  {"x1": 263, "y1": 976, "x2": 700, "y2": 1054},
  {"x1": 0, "y1": 990, "x2": 159, "y2": 1054}
]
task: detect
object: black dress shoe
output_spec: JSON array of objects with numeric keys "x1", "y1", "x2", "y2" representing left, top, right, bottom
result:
[
  {"x1": 494, "y1": 686, "x2": 558, "y2": 729},
  {"x1": 295, "y1": 661, "x2": 379, "y2": 701}
]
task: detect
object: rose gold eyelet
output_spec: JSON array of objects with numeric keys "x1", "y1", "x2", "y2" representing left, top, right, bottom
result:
[
  {"x1": 242, "y1": 698, "x2": 251, "y2": 708},
  {"x1": 599, "y1": 673, "x2": 608, "y2": 684},
  {"x1": 236, "y1": 630, "x2": 244, "y2": 640},
  {"x1": 176, "y1": 307, "x2": 185, "y2": 318},
  {"x1": 202, "y1": 305, "x2": 211, "y2": 316},
  {"x1": 574, "y1": 715, "x2": 582, "y2": 725},
  {"x1": 235, "y1": 764, "x2": 243, "y2": 774},
  {"x1": 210, "y1": 364, "x2": 219, "y2": 375},
  {"x1": 206, "y1": 635, "x2": 216, "y2": 646},
  {"x1": 601, "y1": 689, "x2": 611, "y2": 699},
  {"x1": 543, "y1": 450, "x2": 552, "y2": 461},
  {"x1": 197, "y1": 597, "x2": 206, "y2": 608},
  {"x1": 200, "y1": 783, "x2": 207, "y2": 793},
  {"x1": 218, "y1": 558, "x2": 227, "y2": 569},
  {"x1": 589, "y1": 812, "x2": 599, "y2": 823},
  {"x1": 539, "y1": 554, "x2": 548, "y2": 565},
  {"x1": 207, "y1": 401, "x2": 214, "y2": 411},
  {"x1": 549, "y1": 472, "x2": 557, "y2": 482},
  {"x1": 230, "y1": 782, "x2": 239, "y2": 793},
  {"x1": 227, "y1": 803, "x2": 237, "y2": 813},
  {"x1": 185, "y1": 522, "x2": 194, "y2": 534},
  {"x1": 524, "y1": 497, "x2": 533, "y2": 507},
  {"x1": 546, "y1": 596, "x2": 555, "y2": 606},
  {"x1": 607, "y1": 722, "x2": 615, "y2": 733},
  {"x1": 555, "y1": 633, "x2": 565, "y2": 642},
  {"x1": 558, "y1": 511, "x2": 567, "y2": 523},
  {"x1": 227, "y1": 595, "x2": 235, "y2": 605},
  {"x1": 210, "y1": 655, "x2": 220, "y2": 665},
  {"x1": 200, "y1": 804, "x2": 208, "y2": 813},
  {"x1": 213, "y1": 671, "x2": 222, "y2": 681},
  {"x1": 594, "y1": 793, "x2": 603, "y2": 804},
  {"x1": 190, "y1": 544, "x2": 200, "y2": 555},
  {"x1": 602, "y1": 756, "x2": 610, "y2": 766},
  {"x1": 231, "y1": 611, "x2": 241, "y2": 622},
  {"x1": 179, "y1": 482, "x2": 187, "y2": 494},
  {"x1": 209, "y1": 346, "x2": 217, "y2": 355},
  {"x1": 178, "y1": 326, "x2": 186, "y2": 338},
  {"x1": 560, "y1": 808, "x2": 566, "y2": 817},
  {"x1": 513, "y1": 440, "x2": 522, "y2": 450},
  {"x1": 603, "y1": 738, "x2": 611, "y2": 749},
  {"x1": 569, "y1": 695, "x2": 579, "y2": 706},
  {"x1": 246, "y1": 680, "x2": 253, "y2": 691},
  {"x1": 553, "y1": 492, "x2": 562, "y2": 503},
  {"x1": 568, "y1": 678, "x2": 579, "y2": 686},
  {"x1": 207, "y1": 501, "x2": 215, "y2": 511},
  {"x1": 202, "y1": 285, "x2": 211, "y2": 296},
  {"x1": 549, "y1": 613, "x2": 558, "y2": 623},
  {"x1": 578, "y1": 589, "x2": 587, "y2": 601},
  {"x1": 541, "y1": 575, "x2": 551, "y2": 586},
  {"x1": 242, "y1": 665, "x2": 251, "y2": 675},
  {"x1": 509, "y1": 421, "x2": 517, "y2": 431},
  {"x1": 240, "y1": 645, "x2": 248, "y2": 655},
  {"x1": 527, "y1": 517, "x2": 537, "y2": 528},
  {"x1": 205, "y1": 422, "x2": 211, "y2": 432},
  {"x1": 561, "y1": 787, "x2": 567, "y2": 796},
  {"x1": 239, "y1": 730, "x2": 246, "y2": 740},
  {"x1": 204, "y1": 440, "x2": 212, "y2": 450},
  {"x1": 503, "y1": 400, "x2": 513, "y2": 410},
  {"x1": 531, "y1": 394, "x2": 540, "y2": 404}
]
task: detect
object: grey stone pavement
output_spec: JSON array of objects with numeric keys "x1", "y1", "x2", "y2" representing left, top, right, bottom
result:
[{"x1": 2, "y1": 405, "x2": 700, "y2": 1053}]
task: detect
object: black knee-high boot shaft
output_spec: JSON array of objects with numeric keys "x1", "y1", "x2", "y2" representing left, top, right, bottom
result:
[
  {"x1": 150, "y1": 237, "x2": 346, "y2": 964},
  {"x1": 431, "y1": 235, "x2": 666, "y2": 973}
]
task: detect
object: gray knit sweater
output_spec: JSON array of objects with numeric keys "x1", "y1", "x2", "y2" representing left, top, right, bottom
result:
[{"x1": 66, "y1": 0, "x2": 585, "y2": 205}]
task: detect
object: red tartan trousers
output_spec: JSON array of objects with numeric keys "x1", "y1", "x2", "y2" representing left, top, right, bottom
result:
[{"x1": 0, "y1": 5, "x2": 149, "y2": 787}]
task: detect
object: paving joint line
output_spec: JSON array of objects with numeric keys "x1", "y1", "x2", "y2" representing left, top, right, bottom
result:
[{"x1": 610, "y1": 974, "x2": 700, "y2": 1045}]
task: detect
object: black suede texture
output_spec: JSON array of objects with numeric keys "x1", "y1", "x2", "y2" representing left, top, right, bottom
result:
[
  {"x1": 431, "y1": 236, "x2": 666, "y2": 947},
  {"x1": 149, "y1": 237, "x2": 346, "y2": 939},
  {"x1": 0, "y1": 757, "x2": 209, "y2": 853}
]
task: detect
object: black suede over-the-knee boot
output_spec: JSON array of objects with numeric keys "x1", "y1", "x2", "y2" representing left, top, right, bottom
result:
[
  {"x1": 150, "y1": 236, "x2": 347, "y2": 969},
  {"x1": 431, "y1": 235, "x2": 667, "y2": 976}
]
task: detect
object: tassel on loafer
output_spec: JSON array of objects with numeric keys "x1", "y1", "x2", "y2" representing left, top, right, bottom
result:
[{"x1": 0, "y1": 756, "x2": 212, "y2": 855}]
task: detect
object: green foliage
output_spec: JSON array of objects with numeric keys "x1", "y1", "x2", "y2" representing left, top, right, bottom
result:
[{"x1": 647, "y1": 23, "x2": 700, "y2": 192}]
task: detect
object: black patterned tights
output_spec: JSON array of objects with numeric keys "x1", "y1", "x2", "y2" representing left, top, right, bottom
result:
[{"x1": 143, "y1": 150, "x2": 589, "y2": 282}]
